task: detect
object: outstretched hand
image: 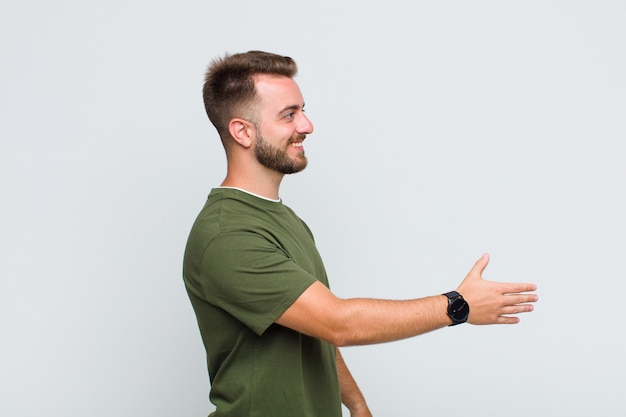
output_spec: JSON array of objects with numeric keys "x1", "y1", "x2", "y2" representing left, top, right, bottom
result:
[{"x1": 457, "y1": 253, "x2": 538, "y2": 325}]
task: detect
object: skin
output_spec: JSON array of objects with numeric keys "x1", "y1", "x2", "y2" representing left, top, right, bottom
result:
[
  {"x1": 221, "y1": 74, "x2": 538, "y2": 416},
  {"x1": 222, "y1": 74, "x2": 313, "y2": 199},
  {"x1": 337, "y1": 348, "x2": 372, "y2": 417}
]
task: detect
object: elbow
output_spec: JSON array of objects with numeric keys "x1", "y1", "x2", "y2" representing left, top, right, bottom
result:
[
  {"x1": 321, "y1": 303, "x2": 359, "y2": 347},
  {"x1": 326, "y1": 331, "x2": 351, "y2": 347}
]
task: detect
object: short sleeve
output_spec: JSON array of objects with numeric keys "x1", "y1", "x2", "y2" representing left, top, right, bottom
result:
[{"x1": 198, "y1": 230, "x2": 317, "y2": 335}]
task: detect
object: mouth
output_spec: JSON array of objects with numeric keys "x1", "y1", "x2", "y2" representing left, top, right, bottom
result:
[{"x1": 289, "y1": 136, "x2": 305, "y2": 151}]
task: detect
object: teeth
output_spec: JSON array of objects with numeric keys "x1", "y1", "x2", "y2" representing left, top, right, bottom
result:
[{"x1": 292, "y1": 142, "x2": 303, "y2": 147}]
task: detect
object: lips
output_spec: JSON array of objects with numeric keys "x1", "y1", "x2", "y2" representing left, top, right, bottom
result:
[{"x1": 289, "y1": 135, "x2": 305, "y2": 148}]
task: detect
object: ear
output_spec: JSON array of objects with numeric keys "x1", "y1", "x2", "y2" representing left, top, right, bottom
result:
[{"x1": 228, "y1": 118, "x2": 254, "y2": 148}]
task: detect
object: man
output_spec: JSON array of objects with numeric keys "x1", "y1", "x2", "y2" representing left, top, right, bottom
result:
[{"x1": 183, "y1": 51, "x2": 538, "y2": 417}]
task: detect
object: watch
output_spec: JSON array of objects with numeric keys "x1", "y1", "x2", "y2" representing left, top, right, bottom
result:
[{"x1": 443, "y1": 291, "x2": 469, "y2": 326}]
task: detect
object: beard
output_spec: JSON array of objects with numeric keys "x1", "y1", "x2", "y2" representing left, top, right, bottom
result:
[{"x1": 254, "y1": 133, "x2": 308, "y2": 174}]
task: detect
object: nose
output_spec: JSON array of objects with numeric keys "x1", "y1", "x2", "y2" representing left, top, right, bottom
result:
[{"x1": 297, "y1": 113, "x2": 314, "y2": 135}]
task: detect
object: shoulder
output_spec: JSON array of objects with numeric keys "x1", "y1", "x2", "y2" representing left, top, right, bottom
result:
[{"x1": 186, "y1": 188, "x2": 285, "y2": 249}]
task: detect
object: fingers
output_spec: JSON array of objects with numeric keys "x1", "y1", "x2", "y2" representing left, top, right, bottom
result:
[
  {"x1": 498, "y1": 282, "x2": 539, "y2": 296},
  {"x1": 467, "y1": 254, "x2": 538, "y2": 295},
  {"x1": 492, "y1": 295, "x2": 537, "y2": 324},
  {"x1": 495, "y1": 305, "x2": 534, "y2": 324},
  {"x1": 500, "y1": 303, "x2": 535, "y2": 316},
  {"x1": 474, "y1": 303, "x2": 534, "y2": 325},
  {"x1": 495, "y1": 316, "x2": 521, "y2": 325},
  {"x1": 468, "y1": 253, "x2": 490, "y2": 278},
  {"x1": 503, "y1": 293, "x2": 539, "y2": 305}
]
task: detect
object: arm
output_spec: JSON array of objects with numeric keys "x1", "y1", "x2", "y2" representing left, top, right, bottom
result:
[
  {"x1": 276, "y1": 253, "x2": 537, "y2": 346},
  {"x1": 336, "y1": 348, "x2": 372, "y2": 417}
]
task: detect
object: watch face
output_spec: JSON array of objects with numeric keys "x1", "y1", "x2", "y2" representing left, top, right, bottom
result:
[{"x1": 450, "y1": 298, "x2": 469, "y2": 321}]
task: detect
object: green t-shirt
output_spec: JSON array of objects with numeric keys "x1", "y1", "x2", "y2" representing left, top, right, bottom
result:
[{"x1": 183, "y1": 188, "x2": 341, "y2": 417}]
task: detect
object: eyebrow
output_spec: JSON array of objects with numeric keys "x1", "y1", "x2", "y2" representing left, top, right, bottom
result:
[{"x1": 278, "y1": 102, "x2": 306, "y2": 114}]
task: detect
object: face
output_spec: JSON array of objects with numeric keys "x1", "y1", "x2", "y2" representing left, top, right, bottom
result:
[{"x1": 252, "y1": 75, "x2": 314, "y2": 174}]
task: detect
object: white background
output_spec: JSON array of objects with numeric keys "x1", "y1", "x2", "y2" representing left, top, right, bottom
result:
[{"x1": 2, "y1": 1, "x2": 625, "y2": 416}]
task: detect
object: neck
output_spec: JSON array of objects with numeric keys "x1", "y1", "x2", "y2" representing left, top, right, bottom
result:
[{"x1": 221, "y1": 166, "x2": 284, "y2": 201}]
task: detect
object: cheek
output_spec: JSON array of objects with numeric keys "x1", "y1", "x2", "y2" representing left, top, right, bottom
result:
[{"x1": 264, "y1": 127, "x2": 293, "y2": 143}]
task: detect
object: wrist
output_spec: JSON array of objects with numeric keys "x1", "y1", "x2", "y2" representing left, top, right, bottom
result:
[{"x1": 442, "y1": 291, "x2": 469, "y2": 326}]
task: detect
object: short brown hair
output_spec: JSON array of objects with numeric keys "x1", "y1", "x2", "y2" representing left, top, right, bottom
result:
[{"x1": 202, "y1": 51, "x2": 298, "y2": 144}]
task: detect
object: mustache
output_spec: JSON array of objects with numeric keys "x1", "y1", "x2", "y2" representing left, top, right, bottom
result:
[{"x1": 289, "y1": 134, "x2": 306, "y2": 143}]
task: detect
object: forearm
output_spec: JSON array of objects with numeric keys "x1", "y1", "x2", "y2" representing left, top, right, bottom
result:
[
  {"x1": 331, "y1": 295, "x2": 451, "y2": 346},
  {"x1": 336, "y1": 348, "x2": 371, "y2": 416},
  {"x1": 277, "y1": 281, "x2": 452, "y2": 347}
]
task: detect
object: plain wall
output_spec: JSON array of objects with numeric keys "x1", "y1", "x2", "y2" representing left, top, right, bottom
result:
[{"x1": 2, "y1": 1, "x2": 625, "y2": 416}]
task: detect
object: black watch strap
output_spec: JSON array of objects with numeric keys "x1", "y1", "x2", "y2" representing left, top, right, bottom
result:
[{"x1": 443, "y1": 290, "x2": 461, "y2": 299}]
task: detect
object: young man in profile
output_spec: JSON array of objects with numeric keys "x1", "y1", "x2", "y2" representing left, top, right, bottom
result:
[{"x1": 183, "y1": 50, "x2": 538, "y2": 417}]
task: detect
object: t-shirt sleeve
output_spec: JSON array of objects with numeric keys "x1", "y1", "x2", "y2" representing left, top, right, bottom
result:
[{"x1": 198, "y1": 230, "x2": 317, "y2": 336}]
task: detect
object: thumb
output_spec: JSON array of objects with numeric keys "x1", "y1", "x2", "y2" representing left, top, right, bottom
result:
[{"x1": 468, "y1": 253, "x2": 490, "y2": 279}]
